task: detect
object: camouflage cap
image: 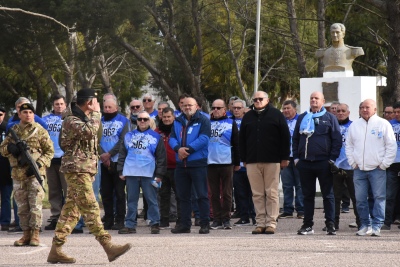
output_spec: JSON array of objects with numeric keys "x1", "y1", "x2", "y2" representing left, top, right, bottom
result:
[
  {"x1": 19, "y1": 103, "x2": 35, "y2": 113},
  {"x1": 77, "y1": 88, "x2": 97, "y2": 99}
]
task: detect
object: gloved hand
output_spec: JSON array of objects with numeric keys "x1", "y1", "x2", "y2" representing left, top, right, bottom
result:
[
  {"x1": 329, "y1": 160, "x2": 347, "y2": 176},
  {"x1": 26, "y1": 162, "x2": 42, "y2": 177},
  {"x1": 7, "y1": 143, "x2": 21, "y2": 158},
  {"x1": 16, "y1": 140, "x2": 28, "y2": 152}
]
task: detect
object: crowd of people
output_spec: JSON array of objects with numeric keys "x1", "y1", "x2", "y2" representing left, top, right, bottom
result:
[{"x1": 0, "y1": 89, "x2": 400, "y2": 261}]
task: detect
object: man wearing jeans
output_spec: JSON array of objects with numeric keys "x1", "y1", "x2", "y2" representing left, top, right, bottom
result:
[
  {"x1": 383, "y1": 102, "x2": 400, "y2": 230},
  {"x1": 169, "y1": 97, "x2": 211, "y2": 234},
  {"x1": 279, "y1": 100, "x2": 304, "y2": 220},
  {"x1": 346, "y1": 99, "x2": 396, "y2": 236}
]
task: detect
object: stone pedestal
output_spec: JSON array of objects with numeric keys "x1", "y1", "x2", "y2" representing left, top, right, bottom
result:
[{"x1": 300, "y1": 76, "x2": 378, "y2": 121}]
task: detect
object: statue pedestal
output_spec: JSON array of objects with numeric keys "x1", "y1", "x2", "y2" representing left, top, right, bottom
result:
[{"x1": 300, "y1": 76, "x2": 378, "y2": 121}]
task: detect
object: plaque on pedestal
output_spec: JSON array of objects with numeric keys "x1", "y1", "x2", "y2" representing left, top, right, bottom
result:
[{"x1": 322, "y1": 82, "x2": 338, "y2": 103}]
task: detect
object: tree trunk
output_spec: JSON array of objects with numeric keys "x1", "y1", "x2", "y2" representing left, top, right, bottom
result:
[
  {"x1": 286, "y1": 0, "x2": 308, "y2": 78},
  {"x1": 386, "y1": 1, "x2": 400, "y2": 103},
  {"x1": 316, "y1": 0, "x2": 326, "y2": 77}
]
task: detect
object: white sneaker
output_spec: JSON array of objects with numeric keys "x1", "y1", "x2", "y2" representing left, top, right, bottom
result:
[
  {"x1": 371, "y1": 228, "x2": 381, "y2": 236},
  {"x1": 356, "y1": 226, "x2": 372, "y2": 236}
]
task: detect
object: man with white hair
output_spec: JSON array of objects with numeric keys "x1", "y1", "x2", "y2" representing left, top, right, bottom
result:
[
  {"x1": 99, "y1": 98, "x2": 129, "y2": 230},
  {"x1": 346, "y1": 99, "x2": 396, "y2": 236},
  {"x1": 239, "y1": 91, "x2": 290, "y2": 235},
  {"x1": 142, "y1": 93, "x2": 158, "y2": 119}
]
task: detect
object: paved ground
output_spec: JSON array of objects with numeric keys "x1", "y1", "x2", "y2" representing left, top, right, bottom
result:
[{"x1": 2, "y1": 205, "x2": 400, "y2": 267}]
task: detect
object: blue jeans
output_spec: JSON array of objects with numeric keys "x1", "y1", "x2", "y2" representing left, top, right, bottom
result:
[
  {"x1": 280, "y1": 159, "x2": 304, "y2": 214},
  {"x1": 74, "y1": 217, "x2": 85, "y2": 230},
  {"x1": 296, "y1": 160, "x2": 334, "y2": 227},
  {"x1": 354, "y1": 168, "x2": 386, "y2": 230},
  {"x1": 92, "y1": 161, "x2": 102, "y2": 203},
  {"x1": 0, "y1": 184, "x2": 12, "y2": 225},
  {"x1": 125, "y1": 176, "x2": 160, "y2": 228},
  {"x1": 233, "y1": 170, "x2": 255, "y2": 221},
  {"x1": 384, "y1": 167, "x2": 400, "y2": 226},
  {"x1": 175, "y1": 167, "x2": 210, "y2": 228}
]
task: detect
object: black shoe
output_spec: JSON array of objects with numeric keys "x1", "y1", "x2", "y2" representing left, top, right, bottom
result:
[
  {"x1": 381, "y1": 224, "x2": 391, "y2": 230},
  {"x1": 159, "y1": 221, "x2": 170, "y2": 229},
  {"x1": 171, "y1": 226, "x2": 191, "y2": 234},
  {"x1": 118, "y1": 227, "x2": 136, "y2": 234},
  {"x1": 199, "y1": 224, "x2": 210, "y2": 234},
  {"x1": 297, "y1": 225, "x2": 314, "y2": 235},
  {"x1": 169, "y1": 214, "x2": 177, "y2": 223},
  {"x1": 7, "y1": 226, "x2": 23, "y2": 233},
  {"x1": 111, "y1": 222, "x2": 124, "y2": 230},
  {"x1": 231, "y1": 211, "x2": 240, "y2": 218},
  {"x1": 72, "y1": 228, "x2": 83, "y2": 234},
  {"x1": 278, "y1": 213, "x2": 293, "y2": 219},
  {"x1": 1, "y1": 224, "x2": 10, "y2": 231},
  {"x1": 194, "y1": 218, "x2": 200, "y2": 226},
  {"x1": 45, "y1": 220, "x2": 57, "y2": 230},
  {"x1": 151, "y1": 224, "x2": 160, "y2": 234},
  {"x1": 233, "y1": 219, "x2": 251, "y2": 226},
  {"x1": 103, "y1": 221, "x2": 114, "y2": 230},
  {"x1": 341, "y1": 207, "x2": 350, "y2": 213},
  {"x1": 223, "y1": 221, "x2": 232, "y2": 230},
  {"x1": 210, "y1": 221, "x2": 222, "y2": 230},
  {"x1": 326, "y1": 223, "x2": 337, "y2": 235}
]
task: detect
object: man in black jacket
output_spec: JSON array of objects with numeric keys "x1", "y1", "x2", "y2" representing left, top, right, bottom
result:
[
  {"x1": 239, "y1": 91, "x2": 290, "y2": 235},
  {"x1": 292, "y1": 91, "x2": 342, "y2": 236}
]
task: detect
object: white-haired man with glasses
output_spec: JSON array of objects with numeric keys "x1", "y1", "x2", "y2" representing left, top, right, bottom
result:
[{"x1": 239, "y1": 91, "x2": 290, "y2": 235}]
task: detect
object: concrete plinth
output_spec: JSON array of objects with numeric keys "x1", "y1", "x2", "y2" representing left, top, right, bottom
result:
[{"x1": 300, "y1": 76, "x2": 378, "y2": 121}]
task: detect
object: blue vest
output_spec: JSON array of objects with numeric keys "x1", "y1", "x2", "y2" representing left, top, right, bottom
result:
[
  {"x1": 208, "y1": 118, "x2": 233, "y2": 164},
  {"x1": 335, "y1": 120, "x2": 352, "y2": 170},
  {"x1": 100, "y1": 114, "x2": 128, "y2": 162},
  {"x1": 286, "y1": 114, "x2": 298, "y2": 157},
  {"x1": 149, "y1": 110, "x2": 158, "y2": 119},
  {"x1": 43, "y1": 113, "x2": 64, "y2": 158},
  {"x1": 390, "y1": 119, "x2": 400, "y2": 163},
  {"x1": 123, "y1": 128, "x2": 161, "y2": 177}
]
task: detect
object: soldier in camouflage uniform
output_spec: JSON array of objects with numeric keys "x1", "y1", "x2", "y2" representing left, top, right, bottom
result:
[
  {"x1": 47, "y1": 89, "x2": 132, "y2": 264},
  {"x1": 0, "y1": 103, "x2": 54, "y2": 246}
]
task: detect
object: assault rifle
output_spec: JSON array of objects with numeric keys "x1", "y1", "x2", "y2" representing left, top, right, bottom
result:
[{"x1": 8, "y1": 128, "x2": 46, "y2": 192}]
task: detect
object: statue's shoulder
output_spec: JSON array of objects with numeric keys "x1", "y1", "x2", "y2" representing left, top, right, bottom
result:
[
  {"x1": 345, "y1": 45, "x2": 364, "y2": 56},
  {"x1": 315, "y1": 47, "x2": 330, "y2": 58}
]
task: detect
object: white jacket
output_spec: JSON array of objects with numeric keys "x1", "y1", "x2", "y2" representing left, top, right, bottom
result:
[{"x1": 345, "y1": 114, "x2": 396, "y2": 171}]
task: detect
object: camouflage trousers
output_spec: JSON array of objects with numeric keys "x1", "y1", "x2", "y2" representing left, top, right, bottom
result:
[
  {"x1": 13, "y1": 178, "x2": 44, "y2": 230},
  {"x1": 53, "y1": 173, "x2": 111, "y2": 245}
]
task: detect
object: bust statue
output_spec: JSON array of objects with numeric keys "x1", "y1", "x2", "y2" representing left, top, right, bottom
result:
[{"x1": 316, "y1": 23, "x2": 364, "y2": 76}]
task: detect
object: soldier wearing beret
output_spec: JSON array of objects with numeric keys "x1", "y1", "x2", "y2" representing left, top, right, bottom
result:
[
  {"x1": 0, "y1": 103, "x2": 54, "y2": 246},
  {"x1": 47, "y1": 88, "x2": 132, "y2": 264}
]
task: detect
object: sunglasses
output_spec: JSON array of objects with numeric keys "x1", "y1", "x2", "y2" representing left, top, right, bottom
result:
[
  {"x1": 253, "y1": 97, "x2": 265, "y2": 102},
  {"x1": 212, "y1": 107, "x2": 224, "y2": 110},
  {"x1": 143, "y1": 99, "x2": 152, "y2": 103},
  {"x1": 130, "y1": 105, "x2": 141, "y2": 110},
  {"x1": 137, "y1": 117, "x2": 149, "y2": 122},
  {"x1": 232, "y1": 107, "x2": 243, "y2": 110}
]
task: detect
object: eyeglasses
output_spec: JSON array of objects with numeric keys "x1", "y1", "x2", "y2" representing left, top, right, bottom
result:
[
  {"x1": 233, "y1": 107, "x2": 243, "y2": 110},
  {"x1": 384, "y1": 111, "x2": 393, "y2": 114},
  {"x1": 252, "y1": 97, "x2": 266, "y2": 102},
  {"x1": 130, "y1": 105, "x2": 141, "y2": 110},
  {"x1": 211, "y1": 107, "x2": 224, "y2": 110},
  {"x1": 137, "y1": 117, "x2": 150, "y2": 122},
  {"x1": 143, "y1": 99, "x2": 152, "y2": 103}
]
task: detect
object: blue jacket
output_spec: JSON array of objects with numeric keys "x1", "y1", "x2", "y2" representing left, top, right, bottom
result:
[
  {"x1": 292, "y1": 111, "x2": 341, "y2": 162},
  {"x1": 169, "y1": 110, "x2": 211, "y2": 167}
]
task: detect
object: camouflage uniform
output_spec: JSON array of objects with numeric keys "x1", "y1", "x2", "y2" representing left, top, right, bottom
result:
[
  {"x1": 53, "y1": 108, "x2": 111, "y2": 245},
  {"x1": 0, "y1": 122, "x2": 54, "y2": 230}
]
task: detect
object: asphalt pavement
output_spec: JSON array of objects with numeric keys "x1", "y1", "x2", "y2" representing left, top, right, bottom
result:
[{"x1": 1, "y1": 199, "x2": 400, "y2": 266}]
